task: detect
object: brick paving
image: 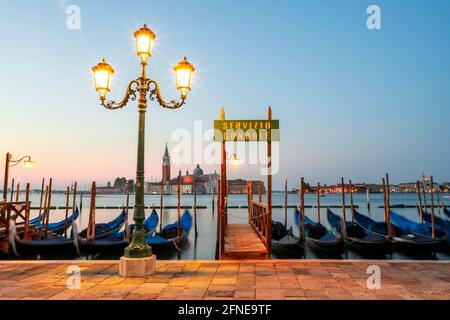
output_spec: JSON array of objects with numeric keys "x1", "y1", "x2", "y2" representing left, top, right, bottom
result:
[{"x1": 0, "y1": 260, "x2": 449, "y2": 300}]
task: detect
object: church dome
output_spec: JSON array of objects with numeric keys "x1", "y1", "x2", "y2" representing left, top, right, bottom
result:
[{"x1": 193, "y1": 164, "x2": 204, "y2": 176}]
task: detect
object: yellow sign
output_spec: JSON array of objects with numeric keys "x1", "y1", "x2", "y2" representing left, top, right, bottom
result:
[{"x1": 214, "y1": 120, "x2": 280, "y2": 142}]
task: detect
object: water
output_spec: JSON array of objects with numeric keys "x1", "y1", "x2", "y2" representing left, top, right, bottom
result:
[{"x1": 6, "y1": 192, "x2": 450, "y2": 260}]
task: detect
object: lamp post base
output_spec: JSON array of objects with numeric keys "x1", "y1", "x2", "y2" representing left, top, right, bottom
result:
[{"x1": 119, "y1": 255, "x2": 156, "y2": 278}]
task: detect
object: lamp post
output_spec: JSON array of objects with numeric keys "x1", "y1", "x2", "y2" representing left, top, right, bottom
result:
[
  {"x1": 92, "y1": 24, "x2": 195, "y2": 260},
  {"x1": 3, "y1": 152, "x2": 34, "y2": 201}
]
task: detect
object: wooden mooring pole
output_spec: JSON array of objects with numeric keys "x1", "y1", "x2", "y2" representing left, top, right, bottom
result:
[
  {"x1": 160, "y1": 179, "x2": 164, "y2": 231},
  {"x1": 125, "y1": 183, "x2": 130, "y2": 239},
  {"x1": 194, "y1": 178, "x2": 198, "y2": 236},
  {"x1": 430, "y1": 176, "x2": 436, "y2": 238},
  {"x1": 15, "y1": 182, "x2": 20, "y2": 202},
  {"x1": 417, "y1": 181, "x2": 424, "y2": 223},
  {"x1": 64, "y1": 186, "x2": 70, "y2": 237},
  {"x1": 385, "y1": 173, "x2": 392, "y2": 238},
  {"x1": 10, "y1": 178, "x2": 14, "y2": 203},
  {"x1": 341, "y1": 177, "x2": 347, "y2": 239},
  {"x1": 72, "y1": 182, "x2": 77, "y2": 213},
  {"x1": 267, "y1": 106, "x2": 272, "y2": 257},
  {"x1": 317, "y1": 182, "x2": 321, "y2": 224},
  {"x1": 24, "y1": 183, "x2": 31, "y2": 240},
  {"x1": 215, "y1": 178, "x2": 221, "y2": 260},
  {"x1": 38, "y1": 178, "x2": 45, "y2": 222},
  {"x1": 422, "y1": 181, "x2": 428, "y2": 211},
  {"x1": 436, "y1": 186, "x2": 441, "y2": 218},
  {"x1": 284, "y1": 179, "x2": 288, "y2": 228},
  {"x1": 299, "y1": 177, "x2": 305, "y2": 242},
  {"x1": 177, "y1": 171, "x2": 181, "y2": 241},
  {"x1": 349, "y1": 179, "x2": 355, "y2": 223},
  {"x1": 44, "y1": 178, "x2": 53, "y2": 239}
]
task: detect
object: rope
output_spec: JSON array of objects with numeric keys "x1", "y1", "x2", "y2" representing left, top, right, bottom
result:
[
  {"x1": 173, "y1": 239, "x2": 182, "y2": 251},
  {"x1": 226, "y1": 212, "x2": 269, "y2": 220}
]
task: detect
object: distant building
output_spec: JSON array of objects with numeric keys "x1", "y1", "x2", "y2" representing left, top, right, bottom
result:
[
  {"x1": 399, "y1": 182, "x2": 417, "y2": 193},
  {"x1": 144, "y1": 145, "x2": 265, "y2": 195},
  {"x1": 228, "y1": 179, "x2": 265, "y2": 194}
]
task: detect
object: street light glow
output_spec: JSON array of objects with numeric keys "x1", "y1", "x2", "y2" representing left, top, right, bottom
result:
[
  {"x1": 92, "y1": 59, "x2": 114, "y2": 99},
  {"x1": 134, "y1": 24, "x2": 155, "y2": 63},
  {"x1": 24, "y1": 159, "x2": 34, "y2": 169},
  {"x1": 231, "y1": 153, "x2": 240, "y2": 167},
  {"x1": 174, "y1": 57, "x2": 195, "y2": 99}
]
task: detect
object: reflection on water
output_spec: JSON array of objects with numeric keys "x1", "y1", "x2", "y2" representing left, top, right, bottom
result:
[{"x1": 6, "y1": 193, "x2": 450, "y2": 261}]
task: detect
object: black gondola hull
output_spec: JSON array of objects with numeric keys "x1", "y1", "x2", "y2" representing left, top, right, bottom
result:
[{"x1": 14, "y1": 237, "x2": 77, "y2": 256}]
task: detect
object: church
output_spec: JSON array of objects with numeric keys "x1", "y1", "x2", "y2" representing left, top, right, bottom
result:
[{"x1": 145, "y1": 144, "x2": 220, "y2": 195}]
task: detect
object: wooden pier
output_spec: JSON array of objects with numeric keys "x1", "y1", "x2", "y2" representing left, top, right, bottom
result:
[{"x1": 222, "y1": 224, "x2": 268, "y2": 260}]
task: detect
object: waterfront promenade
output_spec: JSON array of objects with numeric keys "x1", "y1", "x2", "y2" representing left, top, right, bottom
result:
[{"x1": 1, "y1": 260, "x2": 449, "y2": 300}]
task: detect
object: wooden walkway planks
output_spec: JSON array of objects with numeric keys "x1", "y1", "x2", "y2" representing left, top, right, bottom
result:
[{"x1": 222, "y1": 224, "x2": 268, "y2": 260}]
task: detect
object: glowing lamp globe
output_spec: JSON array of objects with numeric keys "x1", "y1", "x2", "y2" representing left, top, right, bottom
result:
[
  {"x1": 174, "y1": 57, "x2": 195, "y2": 99},
  {"x1": 24, "y1": 159, "x2": 34, "y2": 169},
  {"x1": 231, "y1": 154, "x2": 240, "y2": 167},
  {"x1": 92, "y1": 59, "x2": 115, "y2": 99},
  {"x1": 134, "y1": 24, "x2": 155, "y2": 62}
]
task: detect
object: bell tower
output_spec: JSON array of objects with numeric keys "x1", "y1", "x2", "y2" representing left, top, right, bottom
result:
[{"x1": 162, "y1": 143, "x2": 171, "y2": 187}]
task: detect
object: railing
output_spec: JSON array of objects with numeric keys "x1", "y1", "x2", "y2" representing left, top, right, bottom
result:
[
  {"x1": 250, "y1": 201, "x2": 270, "y2": 251},
  {"x1": 0, "y1": 201, "x2": 30, "y2": 239}
]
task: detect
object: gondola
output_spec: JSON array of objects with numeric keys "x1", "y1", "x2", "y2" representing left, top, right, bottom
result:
[
  {"x1": 389, "y1": 210, "x2": 447, "y2": 246},
  {"x1": 443, "y1": 206, "x2": 450, "y2": 219},
  {"x1": 354, "y1": 210, "x2": 443, "y2": 250},
  {"x1": 421, "y1": 210, "x2": 450, "y2": 230},
  {"x1": 78, "y1": 209, "x2": 126, "y2": 239},
  {"x1": 146, "y1": 210, "x2": 192, "y2": 252},
  {"x1": 33, "y1": 208, "x2": 80, "y2": 236},
  {"x1": 294, "y1": 209, "x2": 343, "y2": 253},
  {"x1": 327, "y1": 209, "x2": 389, "y2": 251},
  {"x1": 271, "y1": 220, "x2": 301, "y2": 252},
  {"x1": 13, "y1": 233, "x2": 77, "y2": 256},
  {"x1": 79, "y1": 209, "x2": 159, "y2": 254}
]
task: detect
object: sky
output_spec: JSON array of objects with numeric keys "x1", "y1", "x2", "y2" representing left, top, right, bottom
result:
[{"x1": 1, "y1": 0, "x2": 449, "y2": 190}]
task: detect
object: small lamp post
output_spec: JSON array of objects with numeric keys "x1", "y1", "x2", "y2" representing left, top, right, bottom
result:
[
  {"x1": 92, "y1": 24, "x2": 195, "y2": 276},
  {"x1": 3, "y1": 153, "x2": 34, "y2": 201}
]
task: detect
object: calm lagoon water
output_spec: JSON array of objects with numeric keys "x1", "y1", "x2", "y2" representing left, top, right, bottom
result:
[{"x1": 9, "y1": 192, "x2": 450, "y2": 261}]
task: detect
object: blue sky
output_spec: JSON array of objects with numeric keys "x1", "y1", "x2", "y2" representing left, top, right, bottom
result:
[{"x1": 1, "y1": 0, "x2": 449, "y2": 189}]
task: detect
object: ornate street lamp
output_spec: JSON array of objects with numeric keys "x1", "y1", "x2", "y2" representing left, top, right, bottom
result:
[
  {"x1": 92, "y1": 24, "x2": 195, "y2": 261},
  {"x1": 3, "y1": 153, "x2": 34, "y2": 201}
]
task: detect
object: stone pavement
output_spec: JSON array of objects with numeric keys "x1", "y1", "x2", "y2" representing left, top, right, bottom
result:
[{"x1": 0, "y1": 260, "x2": 449, "y2": 300}]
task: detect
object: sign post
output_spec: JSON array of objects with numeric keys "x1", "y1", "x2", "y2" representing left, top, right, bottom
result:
[{"x1": 215, "y1": 106, "x2": 278, "y2": 259}]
